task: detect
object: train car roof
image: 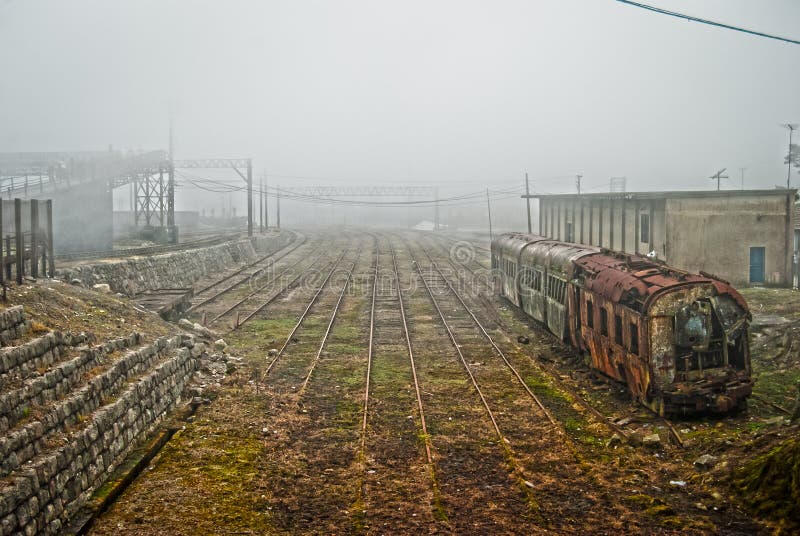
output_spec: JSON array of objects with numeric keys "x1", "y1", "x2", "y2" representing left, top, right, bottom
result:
[
  {"x1": 574, "y1": 252, "x2": 749, "y2": 312},
  {"x1": 491, "y1": 233, "x2": 550, "y2": 257},
  {"x1": 519, "y1": 240, "x2": 600, "y2": 276}
]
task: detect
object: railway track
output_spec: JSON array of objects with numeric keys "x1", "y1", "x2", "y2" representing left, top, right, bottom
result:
[
  {"x1": 401, "y1": 237, "x2": 545, "y2": 530},
  {"x1": 186, "y1": 231, "x2": 307, "y2": 313},
  {"x1": 204, "y1": 234, "x2": 342, "y2": 328},
  {"x1": 248, "y1": 234, "x2": 373, "y2": 532},
  {"x1": 353, "y1": 241, "x2": 441, "y2": 531},
  {"x1": 89, "y1": 230, "x2": 751, "y2": 534},
  {"x1": 420, "y1": 232, "x2": 685, "y2": 446},
  {"x1": 56, "y1": 230, "x2": 246, "y2": 262}
]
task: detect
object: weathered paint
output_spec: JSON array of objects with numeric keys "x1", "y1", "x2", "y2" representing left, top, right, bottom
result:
[{"x1": 492, "y1": 232, "x2": 753, "y2": 415}]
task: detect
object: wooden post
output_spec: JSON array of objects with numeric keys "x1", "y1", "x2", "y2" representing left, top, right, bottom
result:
[
  {"x1": 0, "y1": 202, "x2": 4, "y2": 287},
  {"x1": 46, "y1": 200, "x2": 54, "y2": 277},
  {"x1": 4, "y1": 236, "x2": 10, "y2": 280},
  {"x1": 14, "y1": 198, "x2": 23, "y2": 284},
  {"x1": 30, "y1": 200, "x2": 38, "y2": 279}
]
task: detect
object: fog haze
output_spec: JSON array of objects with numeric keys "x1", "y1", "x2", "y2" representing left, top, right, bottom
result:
[{"x1": 1, "y1": 0, "x2": 799, "y2": 202}]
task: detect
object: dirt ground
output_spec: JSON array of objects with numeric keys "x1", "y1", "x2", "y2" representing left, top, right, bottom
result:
[{"x1": 7, "y1": 234, "x2": 799, "y2": 534}]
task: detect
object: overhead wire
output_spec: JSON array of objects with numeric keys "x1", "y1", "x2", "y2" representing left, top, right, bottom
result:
[
  {"x1": 617, "y1": 0, "x2": 800, "y2": 45},
  {"x1": 173, "y1": 170, "x2": 524, "y2": 208}
]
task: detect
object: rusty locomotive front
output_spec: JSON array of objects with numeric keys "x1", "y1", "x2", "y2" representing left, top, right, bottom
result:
[{"x1": 491, "y1": 232, "x2": 752, "y2": 416}]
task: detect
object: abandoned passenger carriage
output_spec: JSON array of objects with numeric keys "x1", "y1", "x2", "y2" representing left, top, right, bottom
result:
[{"x1": 491, "y1": 233, "x2": 752, "y2": 416}]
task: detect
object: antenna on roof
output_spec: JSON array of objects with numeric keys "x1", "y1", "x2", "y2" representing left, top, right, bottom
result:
[{"x1": 710, "y1": 168, "x2": 728, "y2": 191}]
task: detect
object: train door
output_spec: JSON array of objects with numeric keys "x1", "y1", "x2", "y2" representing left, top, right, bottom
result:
[{"x1": 567, "y1": 283, "x2": 583, "y2": 349}]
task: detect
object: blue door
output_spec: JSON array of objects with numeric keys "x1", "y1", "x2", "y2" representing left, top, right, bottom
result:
[{"x1": 749, "y1": 247, "x2": 765, "y2": 283}]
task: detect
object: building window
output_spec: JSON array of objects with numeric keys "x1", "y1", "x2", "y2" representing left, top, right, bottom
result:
[
  {"x1": 566, "y1": 222, "x2": 574, "y2": 242},
  {"x1": 640, "y1": 213, "x2": 650, "y2": 243},
  {"x1": 600, "y1": 308, "x2": 608, "y2": 337},
  {"x1": 614, "y1": 314, "x2": 623, "y2": 345},
  {"x1": 586, "y1": 300, "x2": 594, "y2": 328},
  {"x1": 630, "y1": 322, "x2": 639, "y2": 355}
]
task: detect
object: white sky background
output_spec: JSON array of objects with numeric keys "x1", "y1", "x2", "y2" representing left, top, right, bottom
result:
[{"x1": 1, "y1": 0, "x2": 799, "y2": 208}]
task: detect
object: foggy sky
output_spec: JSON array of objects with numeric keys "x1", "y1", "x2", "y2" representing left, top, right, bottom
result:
[{"x1": 1, "y1": 0, "x2": 799, "y2": 197}]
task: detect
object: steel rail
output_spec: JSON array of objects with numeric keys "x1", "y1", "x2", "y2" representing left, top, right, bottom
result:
[
  {"x1": 263, "y1": 244, "x2": 353, "y2": 378},
  {"x1": 359, "y1": 248, "x2": 378, "y2": 459},
  {"x1": 388, "y1": 237, "x2": 446, "y2": 519},
  {"x1": 223, "y1": 252, "x2": 329, "y2": 330},
  {"x1": 187, "y1": 232, "x2": 307, "y2": 312},
  {"x1": 420, "y1": 234, "x2": 636, "y2": 443},
  {"x1": 407, "y1": 241, "x2": 535, "y2": 495},
  {"x1": 297, "y1": 245, "x2": 363, "y2": 394},
  {"x1": 192, "y1": 231, "x2": 301, "y2": 295},
  {"x1": 417, "y1": 244, "x2": 557, "y2": 426},
  {"x1": 210, "y1": 243, "x2": 325, "y2": 325}
]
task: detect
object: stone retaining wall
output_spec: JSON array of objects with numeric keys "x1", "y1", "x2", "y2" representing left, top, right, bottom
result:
[
  {"x1": 0, "y1": 330, "x2": 93, "y2": 387},
  {"x1": 58, "y1": 230, "x2": 294, "y2": 295},
  {"x1": 0, "y1": 335, "x2": 204, "y2": 535},
  {"x1": 0, "y1": 307, "x2": 30, "y2": 347},
  {"x1": 0, "y1": 333, "x2": 138, "y2": 435}
]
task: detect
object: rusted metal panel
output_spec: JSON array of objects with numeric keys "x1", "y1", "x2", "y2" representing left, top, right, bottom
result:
[{"x1": 494, "y1": 232, "x2": 753, "y2": 416}]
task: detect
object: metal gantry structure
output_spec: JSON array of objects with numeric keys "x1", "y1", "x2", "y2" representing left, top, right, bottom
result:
[
  {"x1": 173, "y1": 159, "x2": 254, "y2": 236},
  {"x1": 0, "y1": 152, "x2": 258, "y2": 241}
]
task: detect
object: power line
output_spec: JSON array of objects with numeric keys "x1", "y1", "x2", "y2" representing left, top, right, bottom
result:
[
  {"x1": 174, "y1": 170, "x2": 522, "y2": 208},
  {"x1": 617, "y1": 0, "x2": 800, "y2": 45}
]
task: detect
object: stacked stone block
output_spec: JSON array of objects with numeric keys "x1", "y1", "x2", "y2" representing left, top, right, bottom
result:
[
  {"x1": 0, "y1": 308, "x2": 204, "y2": 535},
  {"x1": 59, "y1": 231, "x2": 294, "y2": 295},
  {"x1": 0, "y1": 307, "x2": 31, "y2": 347}
]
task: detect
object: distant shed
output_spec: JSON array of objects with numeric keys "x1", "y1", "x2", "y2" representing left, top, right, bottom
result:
[{"x1": 523, "y1": 189, "x2": 796, "y2": 288}]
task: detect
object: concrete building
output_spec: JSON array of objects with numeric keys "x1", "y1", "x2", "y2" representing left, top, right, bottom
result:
[{"x1": 525, "y1": 189, "x2": 796, "y2": 287}]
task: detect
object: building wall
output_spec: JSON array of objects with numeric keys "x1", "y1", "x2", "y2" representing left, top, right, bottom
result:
[
  {"x1": 538, "y1": 192, "x2": 793, "y2": 287},
  {"x1": 541, "y1": 196, "x2": 666, "y2": 257},
  {"x1": 30, "y1": 182, "x2": 113, "y2": 254},
  {"x1": 665, "y1": 194, "x2": 793, "y2": 287}
]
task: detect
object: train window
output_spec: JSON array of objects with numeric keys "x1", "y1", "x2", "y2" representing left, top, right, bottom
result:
[
  {"x1": 600, "y1": 308, "x2": 608, "y2": 336},
  {"x1": 614, "y1": 314, "x2": 622, "y2": 345},
  {"x1": 630, "y1": 322, "x2": 639, "y2": 355},
  {"x1": 491, "y1": 254, "x2": 498, "y2": 270},
  {"x1": 521, "y1": 269, "x2": 540, "y2": 291},
  {"x1": 640, "y1": 213, "x2": 650, "y2": 243},
  {"x1": 586, "y1": 300, "x2": 594, "y2": 328},
  {"x1": 545, "y1": 275, "x2": 567, "y2": 303}
]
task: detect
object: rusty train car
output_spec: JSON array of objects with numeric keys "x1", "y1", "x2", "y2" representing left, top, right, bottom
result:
[{"x1": 491, "y1": 232, "x2": 752, "y2": 416}]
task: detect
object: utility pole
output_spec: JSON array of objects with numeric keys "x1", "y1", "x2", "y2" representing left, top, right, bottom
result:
[
  {"x1": 525, "y1": 172, "x2": 532, "y2": 234},
  {"x1": 575, "y1": 174, "x2": 582, "y2": 194},
  {"x1": 434, "y1": 187, "x2": 440, "y2": 231},
  {"x1": 276, "y1": 184, "x2": 281, "y2": 229},
  {"x1": 739, "y1": 167, "x2": 747, "y2": 190},
  {"x1": 259, "y1": 178, "x2": 264, "y2": 233},
  {"x1": 486, "y1": 188, "x2": 493, "y2": 241},
  {"x1": 246, "y1": 159, "x2": 253, "y2": 236},
  {"x1": 264, "y1": 171, "x2": 269, "y2": 231},
  {"x1": 784, "y1": 124, "x2": 798, "y2": 189},
  {"x1": 710, "y1": 168, "x2": 728, "y2": 191}
]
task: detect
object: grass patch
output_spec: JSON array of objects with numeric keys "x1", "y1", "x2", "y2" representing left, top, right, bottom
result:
[{"x1": 733, "y1": 435, "x2": 800, "y2": 532}]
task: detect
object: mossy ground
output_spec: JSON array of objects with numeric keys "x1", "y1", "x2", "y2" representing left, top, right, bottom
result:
[{"x1": 82, "y1": 233, "x2": 800, "y2": 534}]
